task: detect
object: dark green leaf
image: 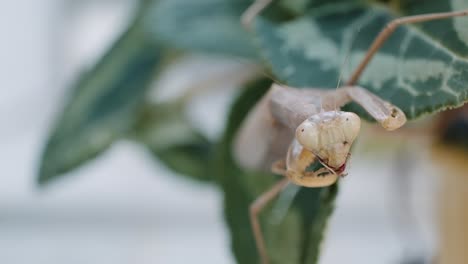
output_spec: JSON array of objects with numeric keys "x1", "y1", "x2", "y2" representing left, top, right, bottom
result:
[
  {"x1": 133, "y1": 103, "x2": 214, "y2": 182},
  {"x1": 38, "y1": 12, "x2": 162, "y2": 184},
  {"x1": 253, "y1": 3, "x2": 468, "y2": 120},
  {"x1": 146, "y1": 0, "x2": 257, "y2": 58},
  {"x1": 278, "y1": 0, "x2": 364, "y2": 15},
  {"x1": 216, "y1": 78, "x2": 338, "y2": 264}
]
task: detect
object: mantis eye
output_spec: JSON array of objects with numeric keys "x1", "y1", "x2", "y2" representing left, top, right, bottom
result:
[
  {"x1": 341, "y1": 112, "x2": 361, "y2": 143},
  {"x1": 295, "y1": 120, "x2": 319, "y2": 151}
]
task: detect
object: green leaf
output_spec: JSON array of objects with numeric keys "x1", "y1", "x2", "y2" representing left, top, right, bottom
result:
[
  {"x1": 278, "y1": 0, "x2": 363, "y2": 15},
  {"x1": 216, "y1": 78, "x2": 338, "y2": 264},
  {"x1": 253, "y1": 3, "x2": 468, "y2": 119},
  {"x1": 133, "y1": 103, "x2": 214, "y2": 182},
  {"x1": 146, "y1": 0, "x2": 257, "y2": 58},
  {"x1": 38, "y1": 13, "x2": 162, "y2": 184}
]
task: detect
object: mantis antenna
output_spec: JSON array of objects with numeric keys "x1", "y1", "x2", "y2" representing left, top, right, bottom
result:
[{"x1": 333, "y1": 26, "x2": 361, "y2": 111}]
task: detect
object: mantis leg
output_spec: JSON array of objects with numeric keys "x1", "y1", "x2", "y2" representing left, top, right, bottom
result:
[
  {"x1": 343, "y1": 86, "x2": 407, "y2": 131},
  {"x1": 241, "y1": 0, "x2": 273, "y2": 29},
  {"x1": 250, "y1": 177, "x2": 289, "y2": 264},
  {"x1": 268, "y1": 83, "x2": 407, "y2": 130},
  {"x1": 280, "y1": 84, "x2": 406, "y2": 130},
  {"x1": 271, "y1": 159, "x2": 287, "y2": 175},
  {"x1": 287, "y1": 169, "x2": 339, "y2": 188},
  {"x1": 347, "y1": 9, "x2": 468, "y2": 85}
]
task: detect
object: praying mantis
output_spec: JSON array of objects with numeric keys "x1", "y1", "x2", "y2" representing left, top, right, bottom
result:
[{"x1": 233, "y1": 1, "x2": 468, "y2": 264}]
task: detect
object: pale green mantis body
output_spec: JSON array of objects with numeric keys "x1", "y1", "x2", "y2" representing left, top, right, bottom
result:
[{"x1": 234, "y1": 2, "x2": 468, "y2": 263}]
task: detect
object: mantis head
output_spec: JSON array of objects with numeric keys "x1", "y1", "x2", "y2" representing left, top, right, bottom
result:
[{"x1": 295, "y1": 111, "x2": 361, "y2": 171}]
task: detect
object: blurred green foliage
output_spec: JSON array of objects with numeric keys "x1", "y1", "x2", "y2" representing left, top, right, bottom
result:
[
  {"x1": 38, "y1": 6, "x2": 162, "y2": 184},
  {"x1": 39, "y1": 0, "x2": 468, "y2": 263}
]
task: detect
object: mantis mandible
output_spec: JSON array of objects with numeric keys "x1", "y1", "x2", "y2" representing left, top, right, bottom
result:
[{"x1": 234, "y1": 2, "x2": 468, "y2": 264}]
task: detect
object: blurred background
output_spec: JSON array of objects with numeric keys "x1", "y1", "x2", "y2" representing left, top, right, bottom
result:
[{"x1": 0, "y1": 1, "x2": 441, "y2": 263}]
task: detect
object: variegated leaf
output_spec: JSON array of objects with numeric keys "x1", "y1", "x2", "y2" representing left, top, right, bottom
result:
[
  {"x1": 146, "y1": 0, "x2": 257, "y2": 58},
  {"x1": 253, "y1": 3, "x2": 468, "y2": 119},
  {"x1": 38, "y1": 13, "x2": 162, "y2": 184}
]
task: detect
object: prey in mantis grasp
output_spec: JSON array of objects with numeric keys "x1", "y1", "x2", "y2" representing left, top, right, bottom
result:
[{"x1": 235, "y1": 2, "x2": 468, "y2": 264}]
